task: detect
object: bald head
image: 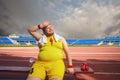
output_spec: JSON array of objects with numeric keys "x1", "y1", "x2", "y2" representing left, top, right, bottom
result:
[
  {"x1": 42, "y1": 21, "x2": 54, "y2": 36},
  {"x1": 43, "y1": 21, "x2": 51, "y2": 27}
]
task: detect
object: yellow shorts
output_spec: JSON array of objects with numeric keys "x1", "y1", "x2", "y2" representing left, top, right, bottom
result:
[{"x1": 28, "y1": 60, "x2": 65, "y2": 80}]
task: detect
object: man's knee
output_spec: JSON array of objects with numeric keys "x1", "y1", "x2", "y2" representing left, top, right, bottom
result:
[
  {"x1": 26, "y1": 76, "x2": 41, "y2": 80},
  {"x1": 52, "y1": 78, "x2": 60, "y2": 80}
]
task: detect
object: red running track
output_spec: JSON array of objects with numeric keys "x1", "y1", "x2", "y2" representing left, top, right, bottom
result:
[
  {"x1": 0, "y1": 46, "x2": 120, "y2": 80},
  {"x1": 0, "y1": 47, "x2": 120, "y2": 61}
]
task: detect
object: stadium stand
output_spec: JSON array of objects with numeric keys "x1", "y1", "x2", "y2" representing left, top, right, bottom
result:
[
  {"x1": 0, "y1": 37, "x2": 13, "y2": 45},
  {"x1": 0, "y1": 34, "x2": 120, "y2": 46},
  {"x1": 11, "y1": 37, "x2": 37, "y2": 45},
  {"x1": 7, "y1": 34, "x2": 36, "y2": 45},
  {"x1": 102, "y1": 35, "x2": 120, "y2": 46},
  {"x1": 67, "y1": 39, "x2": 103, "y2": 46}
]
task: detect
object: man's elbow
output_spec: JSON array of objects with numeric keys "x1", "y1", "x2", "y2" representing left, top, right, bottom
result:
[
  {"x1": 28, "y1": 28, "x2": 34, "y2": 34},
  {"x1": 27, "y1": 28, "x2": 31, "y2": 33}
]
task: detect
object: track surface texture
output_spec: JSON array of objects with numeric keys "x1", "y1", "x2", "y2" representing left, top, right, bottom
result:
[{"x1": 0, "y1": 46, "x2": 120, "y2": 80}]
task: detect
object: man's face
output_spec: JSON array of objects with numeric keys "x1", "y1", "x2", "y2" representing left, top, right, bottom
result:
[
  {"x1": 43, "y1": 21, "x2": 54, "y2": 36},
  {"x1": 44, "y1": 24, "x2": 54, "y2": 36}
]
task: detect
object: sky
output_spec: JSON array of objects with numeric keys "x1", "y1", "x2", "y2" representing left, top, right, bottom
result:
[{"x1": 0, "y1": 0, "x2": 120, "y2": 39}]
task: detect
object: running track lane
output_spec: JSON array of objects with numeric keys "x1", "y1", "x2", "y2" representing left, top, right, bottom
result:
[{"x1": 0, "y1": 46, "x2": 120, "y2": 80}]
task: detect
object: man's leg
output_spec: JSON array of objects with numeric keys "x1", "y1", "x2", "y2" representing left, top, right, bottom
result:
[
  {"x1": 48, "y1": 60, "x2": 65, "y2": 80},
  {"x1": 27, "y1": 61, "x2": 46, "y2": 80},
  {"x1": 26, "y1": 76, "x2": 41, "y2": 80},
  {"x1": 52, "y1": 78, "x2": 60, "y2": 80}
]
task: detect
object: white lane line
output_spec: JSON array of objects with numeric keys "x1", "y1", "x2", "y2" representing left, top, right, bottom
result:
[
  {"x1": 71, "y1": 52, "x2": 120, "y2": 54},
  {"x1": 73, "y1": 62, "x2": 120, "y2": 64},
  {"x1": 0, "y1": 59, "x2": 29, "y2": 62},
  {"x1": 0, "y1": 66, "x2": 120, "y2": 75},
  {"x1": 1, "y1": 59, "x2": 120, "y2": 64},
  {"x1": 0, "y1": 50, "x2": 120, "y2": 54},
  {"x1": 94, "y1": 72, "x2": 120, "y2": 75},
  {"x1": 0, "y1": 51, "x2": 36, "y2": 53},
  {"x1": 0, "y1": 66, "x2": 30, "y2": 71}
]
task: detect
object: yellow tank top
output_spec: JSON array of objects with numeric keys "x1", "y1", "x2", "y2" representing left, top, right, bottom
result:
[{"x1": 38, "y1": 36, "x2": 63, "y2": 61}]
